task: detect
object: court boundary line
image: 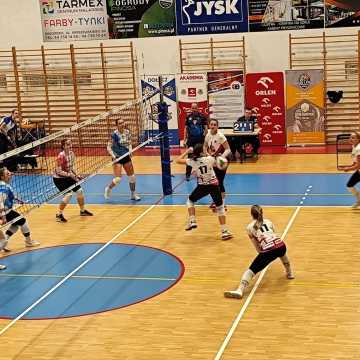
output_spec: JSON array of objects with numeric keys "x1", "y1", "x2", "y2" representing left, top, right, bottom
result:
[
  {"x1": 214, "y1": 184, "x2": 312, "y2": 360},
  {"x1": 0, "y1": 204, "x2": 156, "y2": 336}
]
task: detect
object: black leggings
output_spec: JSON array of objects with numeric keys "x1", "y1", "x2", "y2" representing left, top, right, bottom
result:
[
  {"x1": 189, "y1": 184, "x2": 223, "y2": 207},
  {"x1": 214, "y1": 167, "x2": 227, "y2": 193},
  {"x1": 249, "y1": 245, "x2": 287, "y2": 274},
  {"x1": 347, "y1": 171, "x2": 360, "y2": 188}
]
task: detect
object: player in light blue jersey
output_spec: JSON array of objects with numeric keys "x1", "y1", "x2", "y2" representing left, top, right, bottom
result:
[
  {"x1": 104, "y1": 118, "x2": 140, "y2": 201},
  {"x1": 0, "y1": 167, "x2": 40, "y2": 251}
]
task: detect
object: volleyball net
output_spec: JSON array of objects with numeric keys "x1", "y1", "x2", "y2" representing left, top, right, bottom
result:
[{"x1": 0, "y1": 93, "x2": 159, "y2": 228}]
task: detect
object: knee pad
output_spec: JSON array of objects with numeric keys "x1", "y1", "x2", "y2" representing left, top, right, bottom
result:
[
  {"x1": 113, "y1": 176, "x2": 121, "y2": 185},
  {"x1": 129, "y1": 175, "x2": 136, "y2": 184},
  {"x1": 20, "y1": 222, "x2": 30, "y2": 236},
  {"x1": 63, "y1": 193, "x2": 72, "y2": 204},
  {"x1": 216, "y1": 205, "x2": 225, "y2": 216},
  {"x1": 186, "y1": 198, "x2": 194, "y2": 208}
]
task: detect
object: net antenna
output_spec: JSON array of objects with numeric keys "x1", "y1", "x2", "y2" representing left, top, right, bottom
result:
[{"x1": 0, "y1": 92, "x2": 159, "y2": 230}]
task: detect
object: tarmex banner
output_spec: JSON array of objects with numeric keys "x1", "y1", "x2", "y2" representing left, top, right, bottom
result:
[
  {"x1": 325, "y1": 1, "x2": 360, "y2": 28},
  {"x1": 285, "y1": 70, "x2": 325, "y2": 146},
  {"x1": 141, "y1": 75, "x2": 179, "y2": 146},
  {"x1": 176, "y1": 73, "x2": 208, "y2": 139},
  {"x1": 249, "y1": 0, "x2": 324, "y2": 31},
  {"x1": 246, "y1": 72, "x2": 286, "y2": 146},
  {"x1": 39, "y1": 0, "x2": 108, "y2": 41},
  {"x1": 207, "y1": 71, "x2": 244, "y2": 129},
  {"x1": 176, "y1": 0, "x2": 248, "y2": 35},
  {"x1": 107, "y1": 0, "x2": 175, "y2": 38}
]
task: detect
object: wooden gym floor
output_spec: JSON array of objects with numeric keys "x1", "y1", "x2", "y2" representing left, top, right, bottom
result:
[{"x1": 0, "y1": 153, "x2": 359, "y2": 360}]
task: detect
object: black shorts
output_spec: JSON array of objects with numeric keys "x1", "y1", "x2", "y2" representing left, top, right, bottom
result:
[
  {"x1": 249, "y1": 244, "x2": 287, "y2": 274},
  {"x1": 347, "y1": 171, "x2": 360, "y2": 188},
  {"x1": 5, "y1": 210, "x2": 26, "y2": 226},
  {"x1": 114, "y1": 155, "x2": 131, "y2": 165},
  {"x1": 214, "y1": 166, "x2": 227, "y2": 193},
  {"x1": 53, "y1": 177, "x2": 81, "y2": 193},
  {"x1": 189, "y1": 184, "x2": 223, "y2": 207}
]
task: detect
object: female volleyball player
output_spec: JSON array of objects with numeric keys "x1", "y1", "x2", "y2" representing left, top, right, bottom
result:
[
  {"x1": 175, "y1": 143, "x2": 233, "y2": 240},
  {"x1": 224, "y1": 205, "x2": 294, "y2": 299},
  {"x1": 338, "y1": 131, "x2": 360, "y2": 209},
  {"x1": 0, "y1": 166, "x2": 40, "y2": 251},
  {"x1": 53, "y1": 139, "x2": 93, "y2": 222},
  {"x1": 104, "y1": 118, "x2": 140, "y2": 201},
  {"x1": 203, "y1": 119, "x2": 231, "y2": 207}
]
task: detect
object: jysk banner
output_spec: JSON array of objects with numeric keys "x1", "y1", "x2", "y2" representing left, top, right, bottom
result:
[
  {"x1": 107, "y1": 0, "x2": 175, "y2": 38},
  {"x1": 246, "y1": 72, "x2": 286, "y2": 146},
  {"x1": 176, "y1": 73, "x2": 208, "y2": 139},
  {"x1": 249, "y1": 0, "x2": 324, "y2": 32},
  {"x1": 176, "y1": 0, "x2": 248, "y2": 35},
  {"x1": 207, "y1": 71, "x2": 244, "y2": 129},
  {"x1": 325, "y1": 1, "x2": 360, "y2": 28},
  {"x1": 39, "y1": 0, "x2": 108, "y2": 41},
  {"x1": 286, "y1": 70, "x2": 325, "y2": 146},
  {"x1": 141, "y1": 75, "x2": 179, "y2": 145}
]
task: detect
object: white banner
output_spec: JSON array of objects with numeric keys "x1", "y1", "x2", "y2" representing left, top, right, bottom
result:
[
  {"x1": 176, "y1": 73, "x2": 208, "y2": 139},
  {"x1": 39, "y1": 0, "x2": 108, "y2": 42}
]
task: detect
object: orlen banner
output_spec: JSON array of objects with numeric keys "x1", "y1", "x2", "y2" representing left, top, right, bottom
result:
[
  {"x1": 39, "y1": 0, "x2": 108, "y2": 42},
  {"x1": 176, "y1": 73, "x2": 208, "y2": 140},
  {"x1": 245, "y1": 72, "x2": 286, "y2": 146},
  {"x1": 286, "y1": 70, "x2": 325, "y2": 146},
  {"x1": 176, "y1": 0, "x2": 248, "y2": 35},
  {"x1": 208, "y1": 71, "x2": 244, "y2": 128},
  {"x1": 141, "y1": 75, "x2": 179, "y2": 146}
]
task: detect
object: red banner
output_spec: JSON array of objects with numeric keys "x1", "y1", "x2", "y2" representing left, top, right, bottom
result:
[{"x1": 245, "y1": 72, "x2": 286, "y2": 146}]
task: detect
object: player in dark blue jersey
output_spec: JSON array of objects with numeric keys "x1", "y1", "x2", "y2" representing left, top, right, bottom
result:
[{"x1": 104, "y1": 118, "x2": 140, "y2": 201}]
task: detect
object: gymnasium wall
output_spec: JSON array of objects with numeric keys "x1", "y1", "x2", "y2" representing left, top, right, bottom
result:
[{"x1": 1, "y1": 0, "x2": 359, "y2": 75}]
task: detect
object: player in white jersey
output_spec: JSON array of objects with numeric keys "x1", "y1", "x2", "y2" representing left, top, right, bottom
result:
[
  {"x1": 224, "y1": 205, "x2": 294, "y2": 299},
  {"x1": 176, "y1": 143, "x2": 233, "y2": 240},
  {"x1": 203, "y1": 119, "x2": 231, "y2": 207},
  {"x1": 338, "y1": 132, "x2": 360, "y2": 209}
]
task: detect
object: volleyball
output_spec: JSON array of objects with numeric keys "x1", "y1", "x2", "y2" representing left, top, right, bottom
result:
[{"x1": 216, "y1": 156, "x2": 228, "y2": 170}]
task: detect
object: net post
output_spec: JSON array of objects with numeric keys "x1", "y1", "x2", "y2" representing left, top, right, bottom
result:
[{"x1": 158, "y1": 76, "x2": 172, "y2": 196}]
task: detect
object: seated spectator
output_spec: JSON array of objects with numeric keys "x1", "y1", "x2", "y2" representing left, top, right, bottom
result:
[{"x1": 231, "y1": 108, "x2": 260, "y2": 160}]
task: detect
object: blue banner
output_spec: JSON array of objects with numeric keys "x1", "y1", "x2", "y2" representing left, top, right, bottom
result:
[{"x1": 176, "y1": 0, "x2": 248, "y2": 35}]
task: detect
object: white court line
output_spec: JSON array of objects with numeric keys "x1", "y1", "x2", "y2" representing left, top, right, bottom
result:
[
  {"x1": 214, "y1": 184, "x2": 312, "y2": 360},
  {"x1": 0, "y1": 204, "x2": 156, "y2": 336}
]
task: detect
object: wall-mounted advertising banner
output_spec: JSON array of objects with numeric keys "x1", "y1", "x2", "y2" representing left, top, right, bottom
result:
[
  {"x1": 176, "y1": 0, "x2": 248, "y2": 35},
  {"x1": 249, "y1": 0, "x2": 324, "y2": 32},
  {"x1": 325, "y1": 0, "x2": 360, "y2": 27},
  {"x1": 39, "y1": 0, "x2": 109, "y2": 41},
  {"x1": 207, "y1": 71, "x2": 244, "y2": 129},
  {"x1": 285, "y1": 70, "x2": 325, "y2": 146},
  {"x1": 141, "y1": 75, "x2": 179, "y2": 146},
  {"x1": 107, "y1": 0, "x2": 175, "y2": 38},
  {"x1": 176, "y1": 73, "x2": 208, "y2": 139},
  {"x1": 246, "y1": 72, "x2": 286, "y2": 146}
]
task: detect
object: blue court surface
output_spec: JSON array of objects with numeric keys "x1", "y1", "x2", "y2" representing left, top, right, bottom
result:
[
  {"x1": 43, "y1": 173, "x2": 353, "y2": 207},
  {"x1": 0, "y1": 244, "x2": 184, "y2": 319}
]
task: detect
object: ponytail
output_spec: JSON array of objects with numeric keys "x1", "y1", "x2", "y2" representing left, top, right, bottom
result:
[{"x1": 251, "y1": 205, "x2": 263, "y2": 230}]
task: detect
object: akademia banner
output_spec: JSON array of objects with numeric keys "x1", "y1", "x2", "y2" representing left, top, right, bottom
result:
[
  {"x1": 141, "y1": 75, "x2": 179, "y2": 146},
  {"x1": 246, "y1": 72, "x2": 286, "y2": 146},
  {"x1": 325, "y1": 1, "x2": 360, "y2": 28},
  {"x1": 285, "y1": 70, "x2": 325, "y2": 146},
  {"x1": 176, "y1": 73, "x2": 208, "y2": 139},
  {"x1": 107, "y1": 0, "x2": 175, "y2": 38},
  {"x1": 39, "y1": 0, "x2": 108, "y2": 42},
  {"x1": 207, "y1": 71, "x2": 244, "y2": 129},
  {"x1": 249, "y1": 0, "x2": 324, "y2": 32},
  {"x1": 176, "y1": 0, "x2": 248, "y2": 35}
]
